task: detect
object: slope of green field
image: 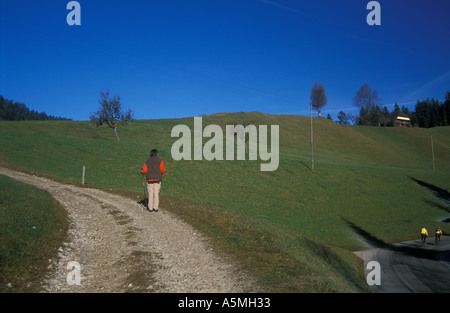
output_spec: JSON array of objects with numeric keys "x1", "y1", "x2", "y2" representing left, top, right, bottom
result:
[
  {"x1": 0, "y1": 174, "x2": 68, "y2": 292},
  {"x1": 1, "y1": 113, "x2": 449, "y2": 292}
]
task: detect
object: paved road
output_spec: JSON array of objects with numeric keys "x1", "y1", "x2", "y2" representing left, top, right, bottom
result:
[{"x1": 355, "y1": 236, "x2": 450, "y2": 293}]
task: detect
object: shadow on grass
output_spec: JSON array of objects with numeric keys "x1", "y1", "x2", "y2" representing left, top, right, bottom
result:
[
  {"x1": 409, "y1": 177, "x2": 450, "y2": 213},
  {"x1": 343, "y1": 218, "x2": 387, "y2": 248},
  {"x1": 300, "y1": 161, "x2": 312, "y2": 171},
  {"x1": 424, "y1": 199, "x2": 450, "y2": 214},
  {"x1": 303, "y1": 236, "x2": 370, "y2": 292}
]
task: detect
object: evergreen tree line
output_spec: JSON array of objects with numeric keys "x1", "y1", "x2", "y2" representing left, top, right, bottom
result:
[
  {"x1": 337, "y1": 91, "x2": 450, "y2": 128},
  {"x1": 412, "y1": 91, "x2": 450, "y2": 128},
  {"x1": 0, "y1": 95, "x2": 71, "y2": 121},
  {"x1": 357, "y1": 102, "x2": 411, "y2": 127}
]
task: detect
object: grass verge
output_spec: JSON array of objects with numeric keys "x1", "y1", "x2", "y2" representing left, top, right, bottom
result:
[{"x1": 0, "y1": 174, "x2": 68, "y2": 292}]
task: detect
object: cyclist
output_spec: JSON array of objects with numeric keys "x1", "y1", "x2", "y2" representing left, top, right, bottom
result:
[
  {"x1": 435, "y1": 227, "x2": 443, "y2": 245},
  {"x1": 420, "y1": 227, "x2": 428, "y2": 246}
]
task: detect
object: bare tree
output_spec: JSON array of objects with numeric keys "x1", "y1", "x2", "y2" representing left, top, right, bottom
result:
[
  {"x1": 353, "y1": 84, "x2": 379, "y2": 110},
  {"x1": 90, "y1": 90, "x2": 134, "y2": 141},
  {"x1": 310, "y1": 82, "x2": 328, "y2": 117},
  {"x1": 353, "y1": 84, "x2": 381, "y2": 125}
]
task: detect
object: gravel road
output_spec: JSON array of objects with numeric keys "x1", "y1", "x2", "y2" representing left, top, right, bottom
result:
[{"x1": 0, "y1": 167, "x2": 260, "y2": 293}]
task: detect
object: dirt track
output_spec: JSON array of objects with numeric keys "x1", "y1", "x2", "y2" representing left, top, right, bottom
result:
[{"x1": 0, "y1": 167, "x2": 260, "y2": 293}]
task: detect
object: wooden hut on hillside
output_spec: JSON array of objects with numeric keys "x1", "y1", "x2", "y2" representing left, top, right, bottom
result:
[{"x1": 393, "y1": 113, "x2": 412, "y2": 128}]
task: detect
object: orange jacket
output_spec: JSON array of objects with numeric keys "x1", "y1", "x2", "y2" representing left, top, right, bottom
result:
[{"x1": 141, "y1": 158, "x2": 166, "y2": 182}]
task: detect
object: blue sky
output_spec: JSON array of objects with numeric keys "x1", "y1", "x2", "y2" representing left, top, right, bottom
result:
[{"x1": 1, "y1": 0, "x2": 449, "y2": 121}]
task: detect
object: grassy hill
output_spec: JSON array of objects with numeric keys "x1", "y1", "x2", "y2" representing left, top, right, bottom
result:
[
  {"x1": 1, "y1": 112, "x2": 449, "y2": 292},
  {"x1": 0, "y1": 174, "x2": 68, "y2": 292}
]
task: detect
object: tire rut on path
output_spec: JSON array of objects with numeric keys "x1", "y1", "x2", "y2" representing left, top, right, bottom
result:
[{"x1": 0, "y1": 167, "x2": 260, "y2": 293}]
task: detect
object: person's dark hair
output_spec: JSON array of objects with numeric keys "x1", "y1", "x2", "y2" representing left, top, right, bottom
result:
[{"x1": 150, "y1": 149, "x2": 158, "y2": 157}]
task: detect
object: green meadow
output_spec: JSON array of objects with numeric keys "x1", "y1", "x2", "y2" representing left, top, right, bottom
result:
[
  {"x1": 1, "y1": 112, "x2": 449, "y2": 292},
  {"x1": 0, "y1": 174, "x2": 68, "y2": 292}
]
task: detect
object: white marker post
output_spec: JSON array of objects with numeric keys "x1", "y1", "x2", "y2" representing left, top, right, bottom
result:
[{"x1": 82, "y1": 165, "x2": 85, "y2": 185}]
